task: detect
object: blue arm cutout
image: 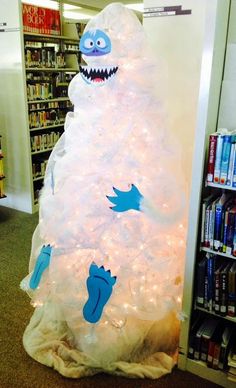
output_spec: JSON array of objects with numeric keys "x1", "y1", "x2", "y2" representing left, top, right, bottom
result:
[
  {"x1": 29, "y1": 245, "x2": 52, "y2": 290},
  {"x1": 107, "y1": 184, "x2": 143, "y2": 212}
]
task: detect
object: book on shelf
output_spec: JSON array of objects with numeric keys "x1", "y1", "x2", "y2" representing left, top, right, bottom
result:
[
  {"x1": 193, "y1": 320, "x2": 208, "y2": 360},
  {"x1": 201, "y1": 193, "x2": 220, "y2": 247},
  {"x1": 227, "y1": 136, "x2": 236, "y2": 186},
  {"x1": 188, "y1": 314, "x2": 203, "y2": 359},
  {"x1": 31, "y1": 131, "x2": 60, "y2": 153},
  {"x1": 200, "y1": 193, "x2": 236, "y2": 256},
  {"x1": 228, "y1": 262, "x2": 236, "y2": 317},
  {"x1": 195, "y1": 254, "x2": 236, "y2": 317},
  {"x1": 218, "y1": 324, "x2": 235, "y2": 370},
  {"x1": 220, "y1": 134, "x2": 232, "y2": 185},
  {"x1": 219, "y1": 262, "x2": 232, "y2": 316},
  {"x1": 213, "y1": 133, "x2": 225, "y2": 184},
  {"x1": 214, "y1": 261, "x2": 228, "y2": 315},
  {"x1": 207, "y1": 133, "x2": 218, "y2": 182},
  {"x1": 228, "y1": 339, "x2": 236, "y2": 381},
  {"x1": 196, "y1": 255, "x2": 208, "y2": 307},
  {"x1": 212, "y1": 342, "x2": 221, "y2": 370},
  {"x1": 214, "y1": 193, "x2": 231, "y2": 251},
  {"x1": 207, "y1": 322, "x2": 225, "y2": 368},
  {"x1": 206, "y1": 130, "x2": 236, "y2": 187},
  {"x1": 188, "y1": 312, "x2": 236, "y2": 370}
]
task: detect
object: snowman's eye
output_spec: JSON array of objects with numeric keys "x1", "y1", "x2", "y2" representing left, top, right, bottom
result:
[
  {"x1": 96, "y1": 38, "x2": 106, "y2": 48},
  {"x1": 84, "y1": 38, "x2": 94, "y2": 49}
]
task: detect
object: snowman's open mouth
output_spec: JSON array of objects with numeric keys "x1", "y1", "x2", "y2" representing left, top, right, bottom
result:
[{"x1": 79, "y1": 65, "x2": 118, "y2": 85}]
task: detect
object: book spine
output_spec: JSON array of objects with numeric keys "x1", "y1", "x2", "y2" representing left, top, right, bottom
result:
[
  {"x1": 212, "y1": 343, "x2": 221, "y2": 369},
  {"x1": 204, "y1": 206, "x2": 211, "y2": 247},
  {"x1": 196, "y1": 258, "x2": 207, "y2": 307},
  {"x1": 232, "y1": 147, "x2": 236, "y2": 187},
  {"x1": 214, "y1": 270, "x2": 221, "y2": 314},
  {"x1": 214, "y1": 205, "x2": 223, "y2": 251},
  {"x1": 207, "y1": 134, "x2": 218, "y2": 182},
  {"x1": 226, "y1": 211, "x2": 236, "y2": 255},
  {"x1": 214, "y1": 135, "x2": 224, "y2": 184},
  {"x1": 220, "y1": 268, "x2": 229, "y2": 316},
  {"x1": 222, "y1": 210, "x2": 229, "y2": 253},
  {"x1": 227, "y1": 140, "x2": 236, "y2": 186},
  {"x1": 208, "y1": 205, "x2": 215, "y2": 249},
  {"x1": 200, "y1": 336, "x2": 209, "y2": 362},
  {"x1": 220, "y1": 135, "x2": 232, "y2": 185},
  {"x1": 228, "y1": 269, "x2": 236, "y2": 317},
  {"x1": 218, "y1": 344, "x2": 227, "y2": 370},
  {"x1": 207, "y1": 255, "x2": 214, "y2": 311},
  {"x1": 207, "y1": 340, "x2": 215, "y2": 367}
]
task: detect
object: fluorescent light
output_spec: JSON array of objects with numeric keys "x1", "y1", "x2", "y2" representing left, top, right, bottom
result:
[
  {"x1": 63, "y1": 11, "x2": 93, "y2": 20},
  {"x1": 64, "y1": 4, "x2": 81, "y2": 11},
  {"x1": 125, "y1": 3, "x2": 144, "y2": 13},
  {"x1": 21, "y1": 0, "x2": 59, "y2": 9}
]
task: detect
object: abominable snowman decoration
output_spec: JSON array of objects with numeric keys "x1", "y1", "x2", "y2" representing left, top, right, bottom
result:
[{"x1": 21, "y1": 3, "x2": 186, "y2": 379}]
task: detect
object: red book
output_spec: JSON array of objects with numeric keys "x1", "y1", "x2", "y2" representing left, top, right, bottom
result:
[{"x1": 207, "y1": 134, "x2": 218, "y2": 182}]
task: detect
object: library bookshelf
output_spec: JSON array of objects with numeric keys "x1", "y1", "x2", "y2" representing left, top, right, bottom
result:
[
  {"x1": 0, "y1": 0, "x2": 82, "y2": 213},
  {"x1": 179, "y1": 1, "x2": 236, "y2": 387},
  {"x1": 24, "y1": 29, "x2": 80, "y2": 208}
]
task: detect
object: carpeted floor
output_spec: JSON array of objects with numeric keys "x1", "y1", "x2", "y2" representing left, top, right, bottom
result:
[{"x1": 0, "y1": 205, "x2": 221, "y2": 388}]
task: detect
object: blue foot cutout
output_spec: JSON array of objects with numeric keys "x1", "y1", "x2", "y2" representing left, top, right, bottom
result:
[
  {"x1": 107, "y1": 184, "x2": 143, "y2": 212},
  {"x1": 83, "y1": 263, "x2": 117, "y2": 323},
  {"x1": 29, "y1": 244, "x2": 52, "y2": 290}
]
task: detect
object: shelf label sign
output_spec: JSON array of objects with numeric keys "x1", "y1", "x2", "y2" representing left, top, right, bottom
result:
[
  {"x1": 22, "y1": 3, "x2": 61, "y2": 35},
  {"x1": 144, "y1": 5, "x2": 192, "y2": 18}
]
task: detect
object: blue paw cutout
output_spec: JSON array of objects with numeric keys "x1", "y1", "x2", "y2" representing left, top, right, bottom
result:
[
  {"x1": 29, "y1": 244, "x2": 52, "y2": 290},
  {"x1": 83, "y1": 263, "x2": 117, "y2": 324},
  {"x1": 107, "y1": 184, "x2": 143, "y2": 212}
]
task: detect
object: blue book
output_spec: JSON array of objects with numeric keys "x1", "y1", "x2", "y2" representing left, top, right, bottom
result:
[
  {"x1": 226, "y1": 136, "x2": 236, "y2": 185},
  {"x1": 207, "y1": 255, "x2": 215, "y2": 311},
  {"x1": 232, "y1": 142, "x2": 236, "y2": 187},
  {"x1": 220, "y1": 135, "x2": 232, "y2": 185}
]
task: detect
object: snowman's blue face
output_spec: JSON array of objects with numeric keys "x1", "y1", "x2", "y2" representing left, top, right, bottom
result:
[
  {"x1": 79, "y1": 29, "x2": 118, "y2": 86},
  {"x1": 79, "y1": 29, "x2": 111, "y2": 57}
]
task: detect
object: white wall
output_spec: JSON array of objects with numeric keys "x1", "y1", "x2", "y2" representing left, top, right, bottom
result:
[
  {"x1": 143, "y1": 0, "x2": 206, "y2": 186},
  {"x1": 218, "y1": 0, "x2": 236, "y2": 130}
]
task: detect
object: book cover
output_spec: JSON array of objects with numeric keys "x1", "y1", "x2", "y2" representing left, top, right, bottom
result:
[
  {"x1": 213, "y1": 134, "x2": 225, "y2": 184},
  {"x1": 220, "y1": 135, "x2": 232, "y2": 185},
  {"x1": 207, "y1": 133, "x2": 218, "y2": 182},
  {"x1": 22, "y1": 4, "x2": 61, "y2": 36}
]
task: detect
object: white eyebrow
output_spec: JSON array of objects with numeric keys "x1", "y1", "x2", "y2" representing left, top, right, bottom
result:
[{"x1": 88, "y1": 29, "x2": 97, "y2": 36}]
